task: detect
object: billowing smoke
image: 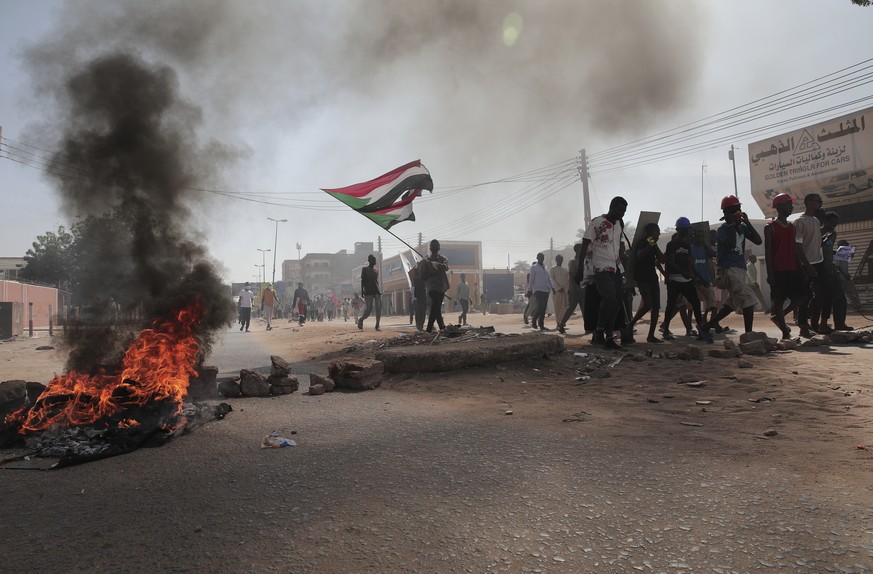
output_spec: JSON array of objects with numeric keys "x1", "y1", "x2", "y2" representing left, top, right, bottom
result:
[{"x1": 28, "y1": 51, "x2": 234, "y2": 370}]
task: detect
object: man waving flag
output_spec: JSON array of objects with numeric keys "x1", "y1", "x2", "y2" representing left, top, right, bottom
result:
[{"x1": 322, "y1": 160, "x2": 433, "y2": 230}]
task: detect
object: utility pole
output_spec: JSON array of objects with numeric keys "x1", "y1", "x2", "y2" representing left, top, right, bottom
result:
[
  {"x1": 257, "y1": 248, "x2": 271, "y2": 285},
  {"x1": 418, "y1": 233, "x2": 423, "y2": 249},
  {"x1": 578, "y1": 149, "x2": 591, "y2": 224},
  {"x1": 729, "y1": 145, "x2": 739, "y2": 198},
  {"x1": 701, "y1": 161, "x2": 707, "y2": 221},
  {"x1": 296, "y1": 242, "x2": 302, "y2": 261},
  {"x1": 549, "y1": 237, "x2": 554, "y2": 263},
  {"x1": 267, "y1": 217, "x2": 287, "y2": 284},
  {"x1": 377, "y1": 236, "x2": 382, "y2": 253}
]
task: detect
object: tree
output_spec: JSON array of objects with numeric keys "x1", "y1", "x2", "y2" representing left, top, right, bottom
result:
[
  {"x1": 851, "y1": 0, "x2": 871, "y2": 6},
  {"x1": 511, "y1": 260, "x2": 531, "y2": 273},
  {"x1": 20, "y1": 226, "x2": 74, "y2": 288}
]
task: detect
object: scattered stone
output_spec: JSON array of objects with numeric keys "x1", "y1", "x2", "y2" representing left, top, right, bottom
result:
[
  {"x1": 308, "y1": 384, "x2": 325, "y2": 396},
  {"x1": 677, "y1": 374, "x2": 704, "y2": 383},
  {"x1": 739, "y1": 340, "x2": 768, "y2": 356},
  {"x1": 708, "y1": 349, "x2": 739, "y2": 359},
  {"x1": 589, "y1": 368, "x2": 611, "y2": 379},
  {"x1": 329, "y1": 358, "x2": 384, "y2": 390},
  {"x1": 269, "y1": 374, "x2": 299, "y2": 395},
  {"x1": 239, "y1": 369, "x2": 270, "y2": 397},
  {"x1": 776, "y1": 339, "x2": 799, "y2": 351},
  {"x1": 695, "y1": 400, "x2": 712, "y2": 405},
  {"x1": 309, "y1": 373, "x2": 335, "y2": 392},
  {"x1": 739, "y1": 332, "x2": 768, "y2": 344},
  {"x1": 217, "y1": 379, "x2": 242, "y2": 398},
  {"x1": 685, "y1": 381, "x2": 705, "y2": 388},
  {"x1": 723, "y1": 338, "x2": 743, "y2": 356},
  {"x1": 270, "y1": 355, "x2": 292, "y2": 376},
  {"x1": 737, "y1": 358, "x2": 754, "y2": 368},
  {"x1": 800, "y1": 338, "x2": 824, "y2": 348},
  {"x1": 680, "y1": 421, "x2": 704, "y2": 427},
  {"x1": 830, "y1": 331, "x2": 863, "y2": 344},
  {"x1": 677, "y1": 346, "x2": 703, "y2": 361},
  {"x1": 763, "y1": 428, "x2": 778, "y2": 436},
  {"x1": 505, "y1": 410, "x2": 513, "y2": 415},
  {"x1": 35, "y1": 345, "x2": 55, "y2": 351}
]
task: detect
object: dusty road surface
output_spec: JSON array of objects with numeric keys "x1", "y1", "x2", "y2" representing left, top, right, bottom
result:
[{"x1": 2, "y1": 311, "x2": 873, "y2": 573}]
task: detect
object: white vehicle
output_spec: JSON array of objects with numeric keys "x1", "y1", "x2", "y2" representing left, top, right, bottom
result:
[{"x1": 821, "y1": 169, "x2": 873, "y2": 198}]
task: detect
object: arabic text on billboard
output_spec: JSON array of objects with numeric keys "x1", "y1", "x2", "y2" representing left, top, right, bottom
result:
[{"x1": 748, "y1": 108, "x2": 872, "y2": 221}]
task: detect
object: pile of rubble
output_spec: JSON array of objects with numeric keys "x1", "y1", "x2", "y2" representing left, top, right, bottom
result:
[
  {"x1": 361, "y1": 325, "x2": 504, "y2": 351},
  {"x1": 213, "y1": 355, "x2": 384, "y2": 399}
]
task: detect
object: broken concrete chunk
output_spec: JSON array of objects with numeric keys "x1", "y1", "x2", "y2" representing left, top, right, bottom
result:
[
  {"x1": 239, "y1": 369, "x2": 270, "y2": 397},
  {"x1": 329, "y1": 359, "x2": 384, "y2": 390},
  {"x1": 270, "y1": 355, "x2": 292, "y2": 377},
  {"x1": 309, "y1": 383, "x2": 325, "y2": 396},
  {"x1": 309, "y1": 373, "x2": 335, "y2": 392}
]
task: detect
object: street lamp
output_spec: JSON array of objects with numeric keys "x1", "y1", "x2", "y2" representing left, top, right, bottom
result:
[
  {"x1": 257, "y1": 248, "x2": 271, "y2": 284},
  {"x1": 267, "y1": 217, "x2": 287, "y2": 284},
  {"x1": 254, "y1": 264, "x2": 261, "y2": 284}
]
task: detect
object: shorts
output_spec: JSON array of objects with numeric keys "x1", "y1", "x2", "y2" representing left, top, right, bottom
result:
[
  {"x1": 771, "y1": 270, "x2": 806, "y2": 302},
  {"x1": 717, "y1": 266, "x2": 758, "y2": 311},
  {"x1": 696, "y1": 283, "x2": 717, "y2": 309},
  {"x1": 637, "y1": 281, "x2": 660, "y2": 311}
]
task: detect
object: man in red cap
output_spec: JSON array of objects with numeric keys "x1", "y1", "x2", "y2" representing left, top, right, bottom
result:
[
  {"x1": 702, "y1": 196, "x2": 762, "y2": 333},
  {"x1": 764, "y1": 193, "x2": 807, "y2": 338}
]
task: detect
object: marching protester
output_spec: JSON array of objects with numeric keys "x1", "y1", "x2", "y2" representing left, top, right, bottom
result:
[
  {"x1": 550, "y1": 254, "x2": 570, "y2": 329},
  {"x1": 528, "y1": 252, "x2": 554, "y2": 331},
  {"x1": 574, "y1": 196, "x2": 629, "y2": 350},
  {"x1": 420, "y1": 239, "x2": 450, "y2": 332},
  {"x1": 764, "y1": 193, "x2": 807, "y2": 339},
  {"x1": 557, "y1": 243, "x2": 586, "y2": 335},
  {"x1": 260, "y1": 283, "x2": 279, "y2": 331},
  {"x1": 625, "y1": 222, "x2": 666, "y2": 343},
  {"x1": 358, "y1": 254, "x2": 382, "y2": 331},
  {"x1": 701, "y1": 196, "x2": 762, "y2": 334},
  {"x1": 793, "y1": 193, "x2": 827, "y2": 338},
  {"x1": 660, "y1": 217, "x2": 713, "y2": 343},
  {"x1": 291, "y1": 282, "x2": 310, "y2": 326},
  {"x1": 455, "y1": 272, "x2": 472, "y2": 326},
  {"x1": 238, "y1": 282, "x2": 254, "y2": 332}
]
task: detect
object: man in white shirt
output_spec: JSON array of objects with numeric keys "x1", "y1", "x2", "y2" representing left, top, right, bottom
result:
[
  {"x1": 550, "y1": 254, "x2": 570, "y2": 329},
  {"x1": 574, "y1": 196, "x2": 628, "y2": 349},
  {"x1": 238, "y1": 282, "x2": 254, "y2": 332},
  {"x1": 794, "y1": 193, "x2": 826, "y2": 337}
]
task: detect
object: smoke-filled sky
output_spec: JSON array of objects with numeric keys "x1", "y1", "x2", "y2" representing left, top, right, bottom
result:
[{"x1": 1, "y1": 0, "x2": 871, "y2": 280}]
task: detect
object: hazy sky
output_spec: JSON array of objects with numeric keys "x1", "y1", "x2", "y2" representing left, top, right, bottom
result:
[{"x1": 1, "y1": 0, "x2": 871, "y2": 281}]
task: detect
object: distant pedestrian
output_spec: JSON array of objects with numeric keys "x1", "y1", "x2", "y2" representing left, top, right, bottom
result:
[
  {"x1": 358, "y1": 254, "x2": 382, "y2": 331},
  {"x1": 557, "y1": 243, "x2": 587, "y2": 335},
  {"x1": 351, "y1": 292, "x2": 364, "y2": 324},
  {"x1": 528, "y1": 252, "x2": 553, "y2": 331},
  {"x1": 261, "y1": 283, "x2": 279, "y2": 331},
  {"x1": 480, "y1": 289, "x2": 489, "y2": 315},
  {"x1": 238, "y1": 282, "x2": 254, "y2": 332},
  {"x1": 456, "y1": 272, "x2": 472, "y2": 326},
  {"x1": 550, "y1": 254, "x2": 570, "y2": 329},
  {"x1": 291, "y1": 282, "x2": 310, "y2": 326}
]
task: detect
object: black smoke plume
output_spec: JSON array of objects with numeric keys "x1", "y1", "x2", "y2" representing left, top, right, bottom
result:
[{"x1": 45, "y1": 53, "x2": 233, "y2": 370}]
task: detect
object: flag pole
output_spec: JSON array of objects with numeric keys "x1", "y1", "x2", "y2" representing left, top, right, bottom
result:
[{"x1": 384, "y1": 227, "x2": 425, "y2": 259}]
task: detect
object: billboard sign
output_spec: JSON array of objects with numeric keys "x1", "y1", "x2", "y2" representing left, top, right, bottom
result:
[{"x1": 748, "y1": 107, "x2": 873, "y2": 221}]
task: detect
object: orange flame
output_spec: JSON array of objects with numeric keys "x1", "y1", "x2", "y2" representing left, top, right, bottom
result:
[{"x1": 13, "y1": 299, "x2": 203, "y2": 434}]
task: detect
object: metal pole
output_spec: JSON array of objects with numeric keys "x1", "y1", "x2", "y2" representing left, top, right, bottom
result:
[
  {"x1": 578, "y1": 149, "x2": 591, "y2": 223},
  {"x1": 701, "y1": 161, "x2": 706, "y2": 221},
  {"x1": 267, "y1": 217, "x2": 287, "y2": 284},
  {"x1": 730, "y1": 145, "x2": 739, "y2": 198},
  {"x1": 28, "y1": 302, "x2": 33, "y2": 337},
  {"x1": 49, "y1": 304, "x2": 53, "y2": 337},
  {"x1": 257, "y1": 248, "x2": 271, "y2": 284}
]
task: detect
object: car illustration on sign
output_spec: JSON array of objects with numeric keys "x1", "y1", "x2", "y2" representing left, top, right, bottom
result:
[{"x1": 821, "y1": 170, "x2": 873, "y2": 198}]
